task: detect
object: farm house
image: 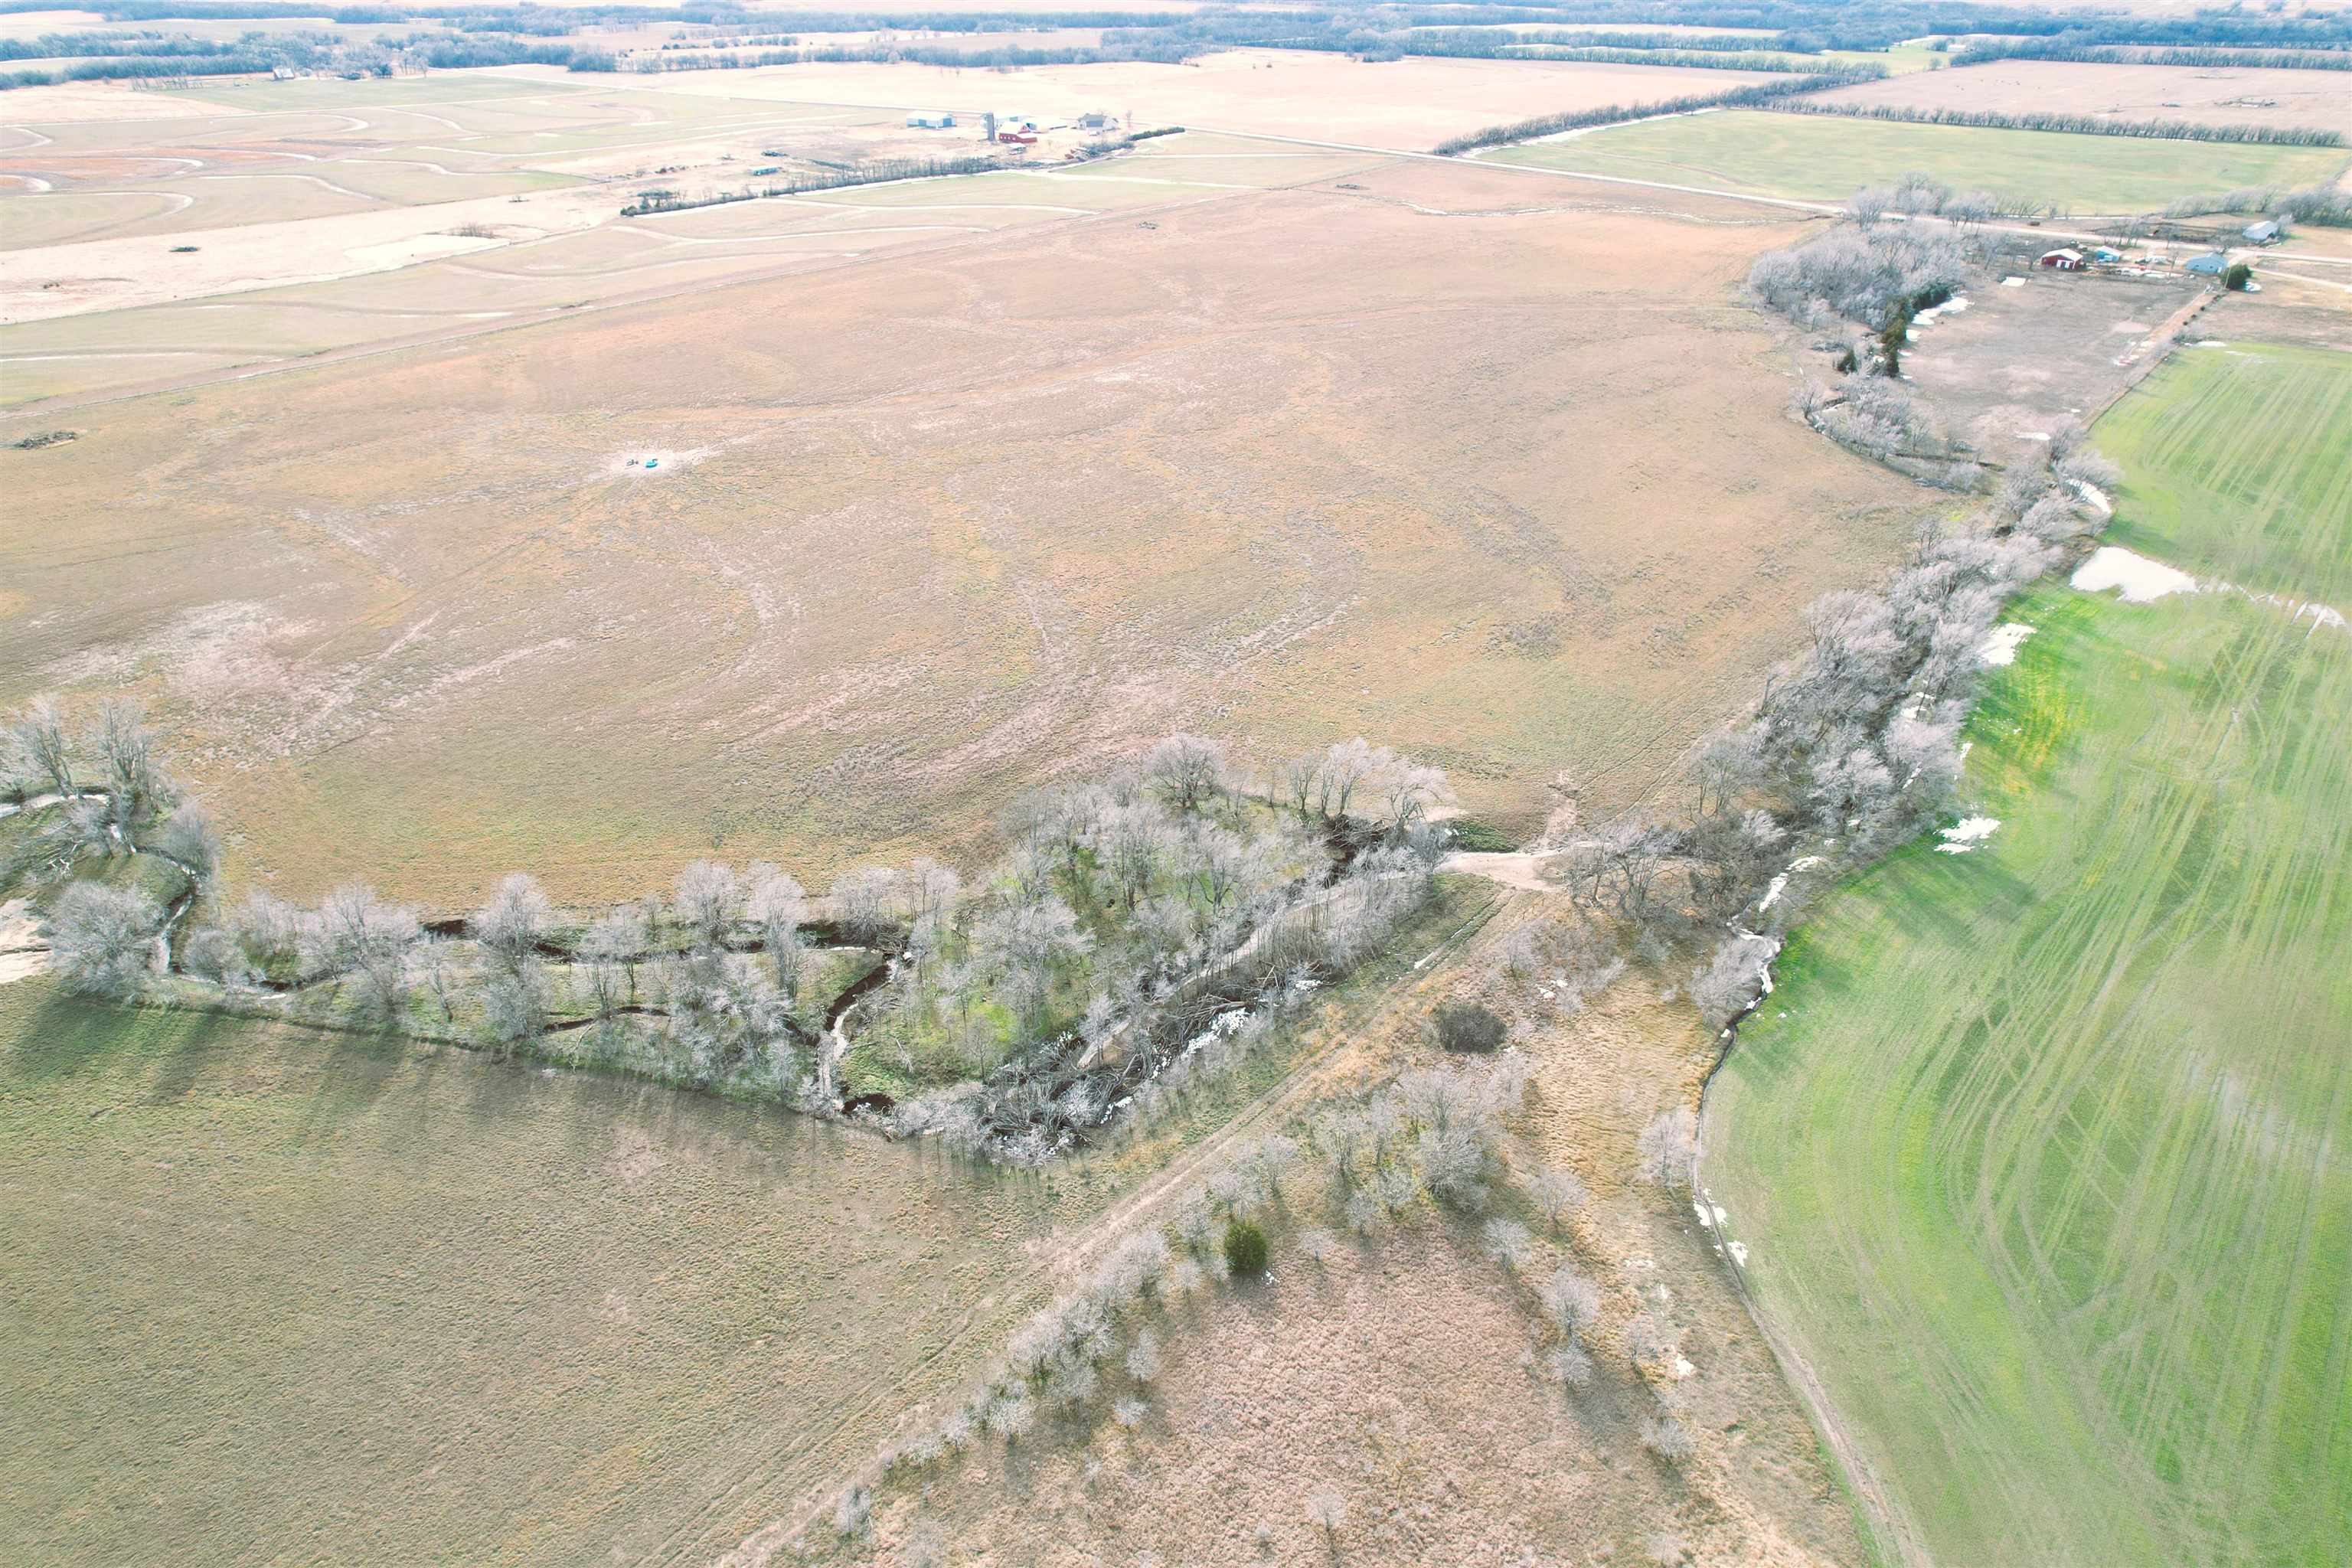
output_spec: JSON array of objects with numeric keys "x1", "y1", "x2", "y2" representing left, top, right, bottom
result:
[{"x1": 2037, "y1": 248, "x2": 2084, "y2": 270}]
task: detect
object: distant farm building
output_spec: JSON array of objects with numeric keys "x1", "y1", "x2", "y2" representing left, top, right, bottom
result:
[
  {"x1": 1078, "y1": 111, "x2": 1112, "y2": 129},
  {"x1": 906, "y1": 112, "x2": 955, "y2": 129},
  {"x1": 2038, "y1": 248, "x2": 2085, "y2": 270},
  {"x1": 2185, "y1": 252, "x2": 2229, "y2": 276},
  {"x1": 2242, "y1": 219, "x2": 2282, "y2": 244}
]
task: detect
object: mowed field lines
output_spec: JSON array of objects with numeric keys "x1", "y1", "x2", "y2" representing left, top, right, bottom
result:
[
  {"x1": 2095, "y1": 341, "x2": 2352, "y2": 603},
  {"x1": 1709, "y1": 347, "x2": 2352, "y2": 1566},
  {"x1": 0, "y1": 980, "x2": 1093, "y2": 1567},
  {"x1": 1480, "y1": 109, "x2": 2350, "y2": 211}
]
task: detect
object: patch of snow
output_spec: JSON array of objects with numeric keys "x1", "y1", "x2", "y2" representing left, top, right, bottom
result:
[
  {"x1": 2001, "y1": 276, "x2": 2027, "y2": 287},
  {"x1": 2069, "y1": 479, "x2": 2115, "y2": 515},
  {"x1": 1710, "y1": 1204, "x2": 1727, "y2": 1226},
  {"x1": 2187, "y1": 338, "x2": 2227, "y2": 348},
  {"x1": 1727, "y1": 1240, "x2": 1749, "y2": 1266},
  {"x1": 1760, "y1": 853, "x2": 1828, "y2": 912},
  {"x1": 1937, "y1": 816, "x2": 2001, "y2": 854},
  {"x1": 2014, "y1": 430, "x2": 2050, "y2": 441},
  {"x1": 1694, "y1": 1201, "x2": 1713, "y2": 1229},
  {"x1": 1979, "y1": 622, "x2": 2035, "y2": 666},
  {"x1": 2073, "y1": 546, "x2": 2194, "y2": 603},
  {"x1": 1672, "y1": 1356, "x2": 1696, "y2": 1379}
]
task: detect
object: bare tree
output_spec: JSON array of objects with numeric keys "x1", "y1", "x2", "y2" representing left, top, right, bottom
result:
[
  {"x1": 181, "y1": 926, "x2": 253, "y2": 989},
  {"x1": 10, "y1": 696, "x2": 73, "y2": 797},
  {"x1": 902, "y1": 858, "x2": 962, "y2": 930},
  {"x1": 1484, "y1": 1217, "x2": 1532, "y2": 1270},
  {"x1": 313, "y1": 883, "x2": 419, "y2": 1012},
  {"x1": 1636, "y1": 1107, "x2": 1699, "y2": 1189},
  {"x1": 1144, "y1": 733, "x2": 1227, "y2": 813},
  {"x1": 1639, "y1": 1410, "x2": 1697, "y2": 1464},
  {"x1": 88, "y1": 700, "x2": 172, "y2": 831},
  {"x1": 674, "y1": 859, "x2": 740, "y2": 951},
  {"x1": 43, "y1": 882, "x2": 160, "y2": 998},
  {"x1": 157, "y1": 798, "x2": 221, "y2": 888},
  {"x1": 480, "y1": 964, "x2": 547, "y2": 1051},
  {"x1": 745, "y1": 862, "x2": 804, "y2": 990},
  {"x1": 1690, "y1": 933, "x2": 1777, "y2": 1032},
  {"x1": 230, "y1": 891, "x2": 305, "y2": 975},
  {"x1": 970, "y1": 893, "x2": 1091, "y2": 1034},
  {"x1": 1088, "y1": 801, "x2": 1170, "y2": 910},
  {"x1": 830, "y1": 865, "x2": 900, "y2": 943},
  {"x1": 1547, "y1": 1341, "x2": 1596, "y2": 1388},
  {"x1": 1540, "y1": 1265, "x2": 1602, "y2": 1337},
  {"x1": 473, "y1": 872, "x2": 552, "y2": 970},
  {"x1": 582, "y1": 907, "x2": 646, "y2": 1014},
  {"x1": 1527, "y1": 1165, "x2": 1589, "y2": 1229}
]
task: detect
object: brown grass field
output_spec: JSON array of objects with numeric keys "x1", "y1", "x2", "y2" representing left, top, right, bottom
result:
[
  {"x1": 3, "y1": 155, "x2": 1917, "y2": 910},
  {"x1": 839, "y1": 897, "x2": 1866, "y2": 1568},
  {"x1": 1812, "y1": 60, "x2": 2352, "y2": 145},
  {"x1": 0, "y1": 977, "x2": 1090, "y2": 1567},
  {"x1": 580, "y1": 50, "x2": 1800, "y2": 149}
]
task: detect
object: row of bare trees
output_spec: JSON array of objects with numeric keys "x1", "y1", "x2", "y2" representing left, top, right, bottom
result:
[
  {"x1": 1553, "y1": 424, "x2": 2118, "y2": 1030},
  {"x1": 25, "y1": 719, "x2": 1450, "y2": 1162}
]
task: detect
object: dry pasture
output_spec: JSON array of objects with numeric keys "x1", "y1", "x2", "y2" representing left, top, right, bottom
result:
[
  {"x1": 0, "y1": 978, "x2": 1096, "y2": 1568},
  {"x1": 845, "y1": 900, "x2": 1865, "y2": 1568},
  {"x1": 581, "y1": 49, "x2": 1802, "y2": 150},
  {"x1": 2, "y1": 159, "x2": 1917, "y2": 910}
]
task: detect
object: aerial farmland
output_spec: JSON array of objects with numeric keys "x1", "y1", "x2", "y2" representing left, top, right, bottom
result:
[{"x1": 4, "y1": 3, "x2": 2349, "y2": 1565}]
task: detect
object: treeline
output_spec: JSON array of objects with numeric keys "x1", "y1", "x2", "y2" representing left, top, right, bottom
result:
[
  {"x1": 1771, "y1": 99, "x2": 2345, "y2": 149},
  {"x1": 1432, "y1": 66, "x2": 1877, "y2": 155},
  {"x1": 623, "y1": 155, "x2": 1005, "y2": 214},
  {"x1": 795, "y1": 40, "x2": 1197, "y2": 67},
  {"x1": 1403, "y1": 37, "x2": 1880, "y2": 74},
  {"x1": 1364, "y1": 2, "x2": 2352, "y2": 53},
  {"x1": 1955, "y1": 40, "x2": 2352, "y2": 72},
  {"x1": 8, "y1": 0, "x2": 2347, "y2": 54},
  {"x1": 0, "y1": 2, "x2": 1190, "y2": 31},
  {"x1": 1543, "y1": 220, "x2": 2133, "y2": 1025},
  {"x1": 2144, "y1": 182, "x2": 2352, "y2": 230},
  {"x1": 619, "y1": 47, "x2": 805, "y2": 73},
  {"x1": 1423, "y1": 27, "x2": 1829, "y2": 54},
  {"x1": 0, "y1": 31, "x2": 244, "y2": 58},
  {"x1": 415, "y1": 37, "x2": 581, "y2": 69},
  {"x1": 2, "y1": 53, "x2": 274, "y2": 87},
  {"x1": 12, "y1": 720, "x2": 1450, "y2": 1166}
]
